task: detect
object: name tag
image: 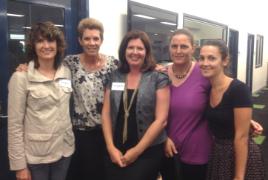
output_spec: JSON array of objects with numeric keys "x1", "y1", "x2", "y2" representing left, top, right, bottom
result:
[
  {"x1": 59, "y1": 79, "x2": 72, "y2": 88},
  {"x1": 111, "y1": 82, "x2": 125, "y2": 91}
]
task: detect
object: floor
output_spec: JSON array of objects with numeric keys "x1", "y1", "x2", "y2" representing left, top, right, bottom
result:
[{"x1": 252, "y1": 86, "x2": 268, "y2": 179}]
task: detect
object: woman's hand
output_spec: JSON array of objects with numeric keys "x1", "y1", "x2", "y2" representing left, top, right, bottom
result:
[
  {"x1": 108, "y1": 146, "x2": 125, "y2": 167},
  {"x1": 16, "y1": 63, "x2": 28, "y2": 72},
  {"x1": 155, "y1": 64, "x2": 168, "y2": 73},
  {"x1": 250, "y1": 120, "x2": 263, "y2": 136},
  {"x1": 16, "y1": 168, "x2": 31, "y2": 180},
  {"x1": 122, "y1": 147, "x2": 141, "y2": 166},
  {"x1": 164, "y1": 137, "x2": 178, "y2": 158}
]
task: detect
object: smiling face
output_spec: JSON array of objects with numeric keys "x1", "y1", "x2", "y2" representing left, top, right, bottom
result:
[
  {"x1": 199, "y1": 45, "x2": 229, "y2": 79},
  {"x1": 79, "y1": 28, "x2": 103, "y2": 57},
  {"x1": 35, "y1": 36, "x2": 57, "y2": 62},
  {"x1": 169, "y1": 34, "x2": 194, "y2": 65},
  {"x1": 125, "y1": 38, "x2": 146, "y2": 69}
]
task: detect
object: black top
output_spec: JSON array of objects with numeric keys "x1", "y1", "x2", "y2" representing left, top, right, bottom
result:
[
  {"x1": 114, "y1": 89, "x2": 138, "y2": 153},
  {"x1": 205, "y1": 79, "x2": 252, "y2": 139}
]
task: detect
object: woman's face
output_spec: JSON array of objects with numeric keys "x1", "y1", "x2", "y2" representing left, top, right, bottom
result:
[
  {"x1": 35, "y1": 37, "x2": 57, "y2": 61},
  {"x1": 79, "y1": 29, "x2": 103, "y2": 57},
  {"x1": 199, "y1": 45, "x2": 228, "y2": 79},
  {"x1": 125, "y1": 38, "x2": 146, "y2": 69},
  {"x1": 169, "y1": 34, "x2": 194, "y2": 65}
]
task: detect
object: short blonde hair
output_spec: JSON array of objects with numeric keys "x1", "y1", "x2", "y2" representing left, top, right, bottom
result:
[{"x1": 77, "y1": 18, "x2": 104, "y2": 40}]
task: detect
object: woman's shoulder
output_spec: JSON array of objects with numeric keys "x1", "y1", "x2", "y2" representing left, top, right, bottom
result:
[
  {"x1": 153, "y1": 70, "x2": 169, "y2": 78},
  {"x1": 226, "y1": 79, "x2": 250, "y2": 99},
  {"x1": 144, "y1": 70, "x2": 170, "y2": 86},
  {"x1": 63, "y1": 54, "x2": 80, "y2": 65},
  {"x1": 9, "y1": 70, "x2": 28, "y2": 90},
  {"x1": 10, "y1": 70, "x2": 27, "y2": 80},
  {"x1": 230, "y1": 79, "x2": 248, "y2": 90},
  {"x1": 103, "y1": 54, "x2": 119, "y2": 69},
  {"x1": 11, "y1": 61, "x2": 35, "y2": 81}
]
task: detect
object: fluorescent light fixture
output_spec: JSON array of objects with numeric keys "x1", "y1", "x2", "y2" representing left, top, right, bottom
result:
[
  {"x1": 154, "y1": 33, "x2": 158, "y2": 36},
  {"x1": 55, "y1": 24, "x2": 64, "y2": 27},
  {"x1": 10, "y1": 34, "x2": 25, "y2": 40},
  {"x1": 160, "y1": 21, "x2": 177, "y2": 26},
  {"x1": 7, "y1": 13, "x2": 24, "y2": 17},
  {"x1": 170, "y1": 30, "x2": 175, "y2": 32},
  {"x1": 19, "y1": 41, "x2": 25, "y2": 46},
  {"x1": 133, "y1": 14, "x2": 155, "y2": 20},
  {"x1": 23, "y1": 26, "x2": 31, "y2": 29}
]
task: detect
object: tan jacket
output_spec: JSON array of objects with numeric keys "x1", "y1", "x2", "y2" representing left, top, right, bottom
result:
[{"x1": 8, "y1": 61, "x2": 75, "y2": 170}]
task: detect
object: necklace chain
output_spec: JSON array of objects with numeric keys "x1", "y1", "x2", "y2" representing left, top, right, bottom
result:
[
  {"x1": 172, "y1": 62, "x2": 192, "y2": 79},
  {"x1": 122, "y1": 77, "x2": 140, "y2": 144}
]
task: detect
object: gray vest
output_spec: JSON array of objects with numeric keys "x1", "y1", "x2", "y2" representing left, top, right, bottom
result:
[{"x1": 108, "y1": 70, "x2": 169, "y2": 146}]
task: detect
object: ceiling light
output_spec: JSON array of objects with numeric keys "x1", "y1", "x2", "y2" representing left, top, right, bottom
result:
[
  {"x1": 10, "y1": 34, "x2": 25, "y2": 40},
  {"x1": 7, "y1": 13, "x2": 24, "y2": 17},
  {"x1": 134, "y1": 14, "x2": 155, "y2": 20},
  {"x1": 160, "y1": 21, "x2": 176, "y2": 26},
  {"x1": 55, "y1": 24, "x2": 64, "y2": 27}
]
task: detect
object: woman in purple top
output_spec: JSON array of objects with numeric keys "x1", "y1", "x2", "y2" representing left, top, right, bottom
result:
[
  {"x1": 160, "y1": 29, "x2": 263, "y2": 180},
  {"x1": 160, "y1": 29, "x2": 212, "y2": 180}
]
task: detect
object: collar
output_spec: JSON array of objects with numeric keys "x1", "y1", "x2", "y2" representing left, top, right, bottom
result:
[{"x1": 27, "y1": 61, "x2": 69, "y2": 82}]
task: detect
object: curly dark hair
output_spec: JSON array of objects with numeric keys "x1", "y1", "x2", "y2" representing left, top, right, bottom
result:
[
  {"x1": 118, "y1": 30, "x2": 156, "y2": 73},
  {"x1": 26, "y1": 21, "x2": 66, "y2": 69}
]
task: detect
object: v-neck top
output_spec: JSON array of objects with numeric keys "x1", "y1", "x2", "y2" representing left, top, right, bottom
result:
[
  {"x1": 114, "y1": 89, "x2": 138, "y2": 153},
  {"x1": 168, "y1": 63, "x2": 213, "y2": 164},
  {"x1": 205, "y1": 79, "x2": 252, "y2": 139}
]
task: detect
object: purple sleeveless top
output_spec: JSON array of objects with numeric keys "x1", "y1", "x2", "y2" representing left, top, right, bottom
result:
[{"x1": 168, "y1": 63, "x2": 213, "y2": 164}]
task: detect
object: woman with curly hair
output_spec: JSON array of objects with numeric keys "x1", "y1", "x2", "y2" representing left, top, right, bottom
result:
[{"x1": 8, "y1": 21, "x2": 74, "y2": 180}]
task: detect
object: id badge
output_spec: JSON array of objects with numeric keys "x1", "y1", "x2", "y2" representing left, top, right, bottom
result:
[
  {"x1": 111, "y1": 82, "x2": 125, "y2": 91},
  {"x1": 59, "y1": 79, "x2": 72, "y2": 89}
]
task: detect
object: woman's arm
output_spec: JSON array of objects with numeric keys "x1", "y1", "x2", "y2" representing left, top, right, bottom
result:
[
  {"x1": 123, "y1": 86, "x2": 170, "y2": 165},
  {"x1": 8, "y1": 72, "x2": 31, "y2": 180},
  {"x1": 233, "y1": 107, "x2": 251, "y2": 180},
  {"x1": 101, "y1": 89, "x2": 125, "y2": 167}
]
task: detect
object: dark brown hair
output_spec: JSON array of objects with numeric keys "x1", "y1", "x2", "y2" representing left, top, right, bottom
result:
[
  {"x1": 201, "y1": 39, "x2": 229, "y2": 60},
  {"x1": 77, "y1": 18, "x2": 104, "y2": 40},
  {"x1": 26, "y1": 21, "x2": 66, "y2": 69},
  {"x1": 118, "y1": 30, "x2": 156, "y2": 73},
  {"x1": 200, "y1": 39, "x2": 230, "y2": 75}
]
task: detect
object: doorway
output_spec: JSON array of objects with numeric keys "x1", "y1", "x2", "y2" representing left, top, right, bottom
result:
[
  {"x1": 246, "y1": 34, "x2": 255, "y2": 92},
  {"x1": 228, "y1": 29, "x2": 239, "y2": 78}
]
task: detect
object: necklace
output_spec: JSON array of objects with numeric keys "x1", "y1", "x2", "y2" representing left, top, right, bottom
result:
[
  {"x1": 81, "y1": 54, "x2": 103, "y2": 71},
  {"x1": 122, "y1": 78, "x2": 140, "y2": 144},
  {"x1": 172, "y1": 61, "x2": 192, "y2": 79}
]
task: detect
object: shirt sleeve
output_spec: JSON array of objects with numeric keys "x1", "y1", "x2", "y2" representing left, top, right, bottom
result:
[
  {"x1": 231, "y1": 80, "x2": 252, "y2": 107},
  {"x1": 8, "y1": 72, "x2": 28, "y2": 170},
  {"x1": 104, "y1": 56, "x2": 118, "y2": 88},
  {"x1": 105, "y1": 70, "x2": 113, "y2": 89},
  {"x1": 156, "y1": 72, "x2": 170, "y2": 89}
]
